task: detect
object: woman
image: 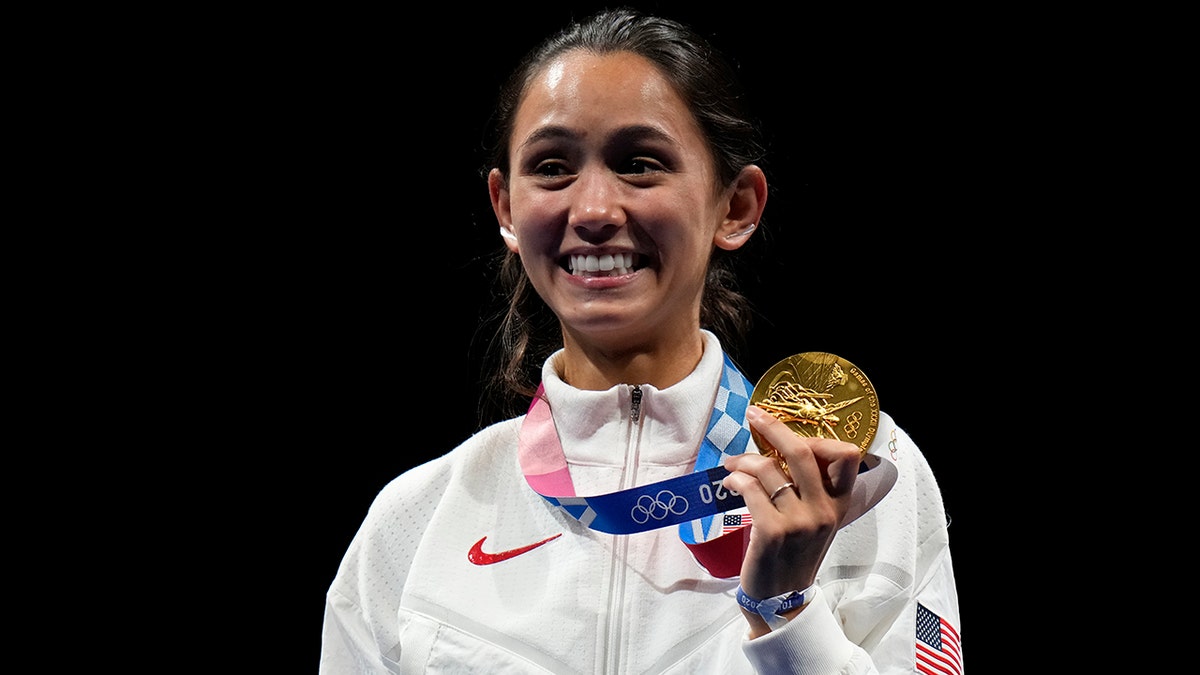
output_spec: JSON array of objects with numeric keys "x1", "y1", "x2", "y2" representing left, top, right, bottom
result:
[{"x1": 321, "y1": 8, "x2": 961, "y2": 673}]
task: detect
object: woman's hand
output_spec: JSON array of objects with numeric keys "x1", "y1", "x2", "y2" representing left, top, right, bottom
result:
[{"x1": 722, "y1": 405, "x2": 862, "y2": 636}]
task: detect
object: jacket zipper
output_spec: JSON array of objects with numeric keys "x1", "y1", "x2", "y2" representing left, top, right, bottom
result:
[{"x1": 602, "y1": 384, "x2": 643, "y2": 673}]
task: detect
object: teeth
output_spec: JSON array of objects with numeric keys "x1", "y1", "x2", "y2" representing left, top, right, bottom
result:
[{"x1": 569, "y1": 253, "x2": 634, "y2": 276}]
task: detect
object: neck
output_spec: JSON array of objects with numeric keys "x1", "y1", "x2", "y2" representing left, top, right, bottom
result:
[{"x1": 557, "y1": 330, "x2": 706, "y2": 391}]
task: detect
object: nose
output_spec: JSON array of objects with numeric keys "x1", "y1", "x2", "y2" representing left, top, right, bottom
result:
[{"x1": 567, "y1": 168, "x2": 626, "y2": 237}]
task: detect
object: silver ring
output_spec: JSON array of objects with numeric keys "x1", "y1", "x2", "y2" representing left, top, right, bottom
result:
[{"x1": 769, "y1": 482, "x2": 796, "y2": 502}]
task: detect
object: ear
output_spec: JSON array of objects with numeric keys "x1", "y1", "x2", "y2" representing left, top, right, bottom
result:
[
  {"x1": 713, "y1": 165, "x2": 768, "y2": 251},
  {"x1": 489, "y1": 168, "x2": 520, "y2": 253}
]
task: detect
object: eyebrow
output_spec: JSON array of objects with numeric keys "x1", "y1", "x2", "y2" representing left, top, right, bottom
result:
[
  {"x1": 517, "y1": 124, "x2": 679, "y2": 152},
  {"x1": 610, "y1": 125, "x2": 678, "y2": 148}
]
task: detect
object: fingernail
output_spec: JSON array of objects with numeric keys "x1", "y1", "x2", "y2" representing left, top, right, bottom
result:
[{"x1": 746, "y1": 406, "x2": 763, "y2": 421}]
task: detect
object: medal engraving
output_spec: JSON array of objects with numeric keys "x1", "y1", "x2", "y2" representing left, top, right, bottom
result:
[{"x1": 750, "y1": 352, "x2": 880, "y2": 461}]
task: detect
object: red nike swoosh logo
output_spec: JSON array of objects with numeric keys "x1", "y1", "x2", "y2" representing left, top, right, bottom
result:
[{"x1": 468, "y1": 533, "x2": 562, "y2": 565}]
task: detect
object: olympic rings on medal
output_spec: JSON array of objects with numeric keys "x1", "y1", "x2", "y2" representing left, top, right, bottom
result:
[
  {"x1": 769, "y1": 482, "x2": 796, "y2": 502},
  {"x1": 630, "y1": 490, "x2": 689, "y2": 524}
]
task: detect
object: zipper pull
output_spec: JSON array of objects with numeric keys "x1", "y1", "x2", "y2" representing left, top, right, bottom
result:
[{"x1": 630, "y1": 384, "x2": 642, "y2": 422}]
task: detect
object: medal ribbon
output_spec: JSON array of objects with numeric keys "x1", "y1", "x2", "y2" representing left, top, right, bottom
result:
[{"x1": 519, "y1": 352, "x2": 755, "y2": 576}]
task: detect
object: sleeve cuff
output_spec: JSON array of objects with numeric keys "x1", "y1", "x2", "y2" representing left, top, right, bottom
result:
[{"x1": 741, "y1": 586, "x2": 855, "y2": 674}]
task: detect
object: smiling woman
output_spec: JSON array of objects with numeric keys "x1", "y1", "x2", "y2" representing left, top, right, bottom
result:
[
  {"x1": 487, "y1": 48, "x2": 766, "y2": 387},
  {"x1": 319, "y1": 7, "x2": 962, "y2": 674}
]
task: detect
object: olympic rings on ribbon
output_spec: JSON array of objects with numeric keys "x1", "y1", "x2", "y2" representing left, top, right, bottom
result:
[{"x1": 630, "y1": 490, "x2": 689, "y2": 524}]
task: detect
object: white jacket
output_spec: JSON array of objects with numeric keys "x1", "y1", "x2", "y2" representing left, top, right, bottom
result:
[{"x1": 321, "y1": 332, "x2": 962, "y2": 674}]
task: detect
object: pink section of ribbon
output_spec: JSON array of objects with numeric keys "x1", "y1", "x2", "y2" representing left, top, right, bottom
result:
[
  {"x1": 524, "y1": 467, "x2": 574, "y2": 497},
  {"x1": 518, "y1": 385, "x2": 576, "y2": 497}
]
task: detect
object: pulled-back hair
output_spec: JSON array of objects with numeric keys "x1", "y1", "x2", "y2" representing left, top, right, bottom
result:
[{"x1": 478, "y1": 7, "x2": 767, "y2": 422}]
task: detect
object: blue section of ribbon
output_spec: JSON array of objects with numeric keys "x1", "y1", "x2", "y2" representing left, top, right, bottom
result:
[{"x1": 543, "y1": 466, "x2": 743, "y2": 534}]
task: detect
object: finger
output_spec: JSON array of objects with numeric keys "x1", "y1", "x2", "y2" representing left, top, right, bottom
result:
[
  {"x1": 806, "y1": 437, "x2": 862, "y2": 497},
  {"x1": 745, "y1": 405, "x2": 798, "y2": 461},
  {"x1": 746, "y1": 406, "x2": 857, "y2": 501},
  {"x1": 722, "y1": 453, "x2": 792, "y2": 508},
  {"x1": 745, "y1": 405, "x2": 814, "y2": 490},
  {"x1": 723, "y1": 450, "x2": 782, "y2": 478}
]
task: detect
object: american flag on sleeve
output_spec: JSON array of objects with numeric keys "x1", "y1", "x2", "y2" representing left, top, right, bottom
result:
[
  {"x1": 722, "y1": 512, "x2": 751, "y2": 534},
  {"x1": 916, "y1": 602, "x2": 962, "y2": 675}
]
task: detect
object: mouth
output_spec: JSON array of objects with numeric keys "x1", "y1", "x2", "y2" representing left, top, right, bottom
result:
[{"x1": 563, "y1": 252, "x2": 645, "y2": 277}]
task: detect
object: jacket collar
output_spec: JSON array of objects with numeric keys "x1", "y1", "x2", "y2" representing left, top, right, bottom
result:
[{"x1": 539, "y1": 331, "x2": 725, "y2": 467}]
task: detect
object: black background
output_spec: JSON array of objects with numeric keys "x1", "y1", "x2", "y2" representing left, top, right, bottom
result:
[{"x1": 209, "y1": 2, "x2": 1044, "y2": 670}]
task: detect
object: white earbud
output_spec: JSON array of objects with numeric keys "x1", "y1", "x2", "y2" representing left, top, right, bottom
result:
[
  {"x1": 499, "y1": 227, "x2": 518, "y2": 242},
  {"x1": 724, "y1": 222, "x2": 757, "y2": 240}
]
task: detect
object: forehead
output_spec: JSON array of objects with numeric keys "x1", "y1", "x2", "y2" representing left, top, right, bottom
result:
[{"x1": 512, "y1": 50, "x2": 705, "y2": 148}]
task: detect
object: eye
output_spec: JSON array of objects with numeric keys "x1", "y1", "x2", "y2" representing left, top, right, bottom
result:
[
  {"x1": 620, "y1": 156, "x2": 667, "y2": 175},
  {"x1": 533, "y1": 159, "x2": 572, "y2": 177}
]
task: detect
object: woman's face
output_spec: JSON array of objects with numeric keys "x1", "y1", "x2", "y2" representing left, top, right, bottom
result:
[{"x1": 490, "y1": 50, "x2": 742, "y2": 352}]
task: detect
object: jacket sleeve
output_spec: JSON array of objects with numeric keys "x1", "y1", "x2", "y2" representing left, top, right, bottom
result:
[
  {"x1": 320, "y1": 458, "x2": 452, "y2": 674},
  {"x1": 321, "y1": 585, "x2": 395, "y2": 674},
  {"x1": 740, "y1": 585, "x2": 880, "y2": 674}
]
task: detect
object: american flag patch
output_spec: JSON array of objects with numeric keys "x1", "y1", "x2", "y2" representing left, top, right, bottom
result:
[
  {"x1": 722, "y1": 512, "x2": 752, "y2": 534},
  {"x1": 916, "y1": 602, "x2": 962, "y2": 675}
]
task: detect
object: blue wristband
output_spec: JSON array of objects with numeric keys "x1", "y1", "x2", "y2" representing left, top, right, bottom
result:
[{"x1": 736, "y1": 584, "x2": 815, "y2": 630}]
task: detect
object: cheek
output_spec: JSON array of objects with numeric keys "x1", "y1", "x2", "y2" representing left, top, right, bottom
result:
[
  {"x1": 507, "y1": 197, "x2": 564, "y2": 271},
  {"x1": 508, "y1": 190, "x2": 559, "y2": 236},
  {"x1": 655, "y1": 197, "x2": 722, "y2": 248}
]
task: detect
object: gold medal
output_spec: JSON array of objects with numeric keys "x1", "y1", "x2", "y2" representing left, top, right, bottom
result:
[{"x1": 750, "y1": 352, "x2": 880, "y2": 470}]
